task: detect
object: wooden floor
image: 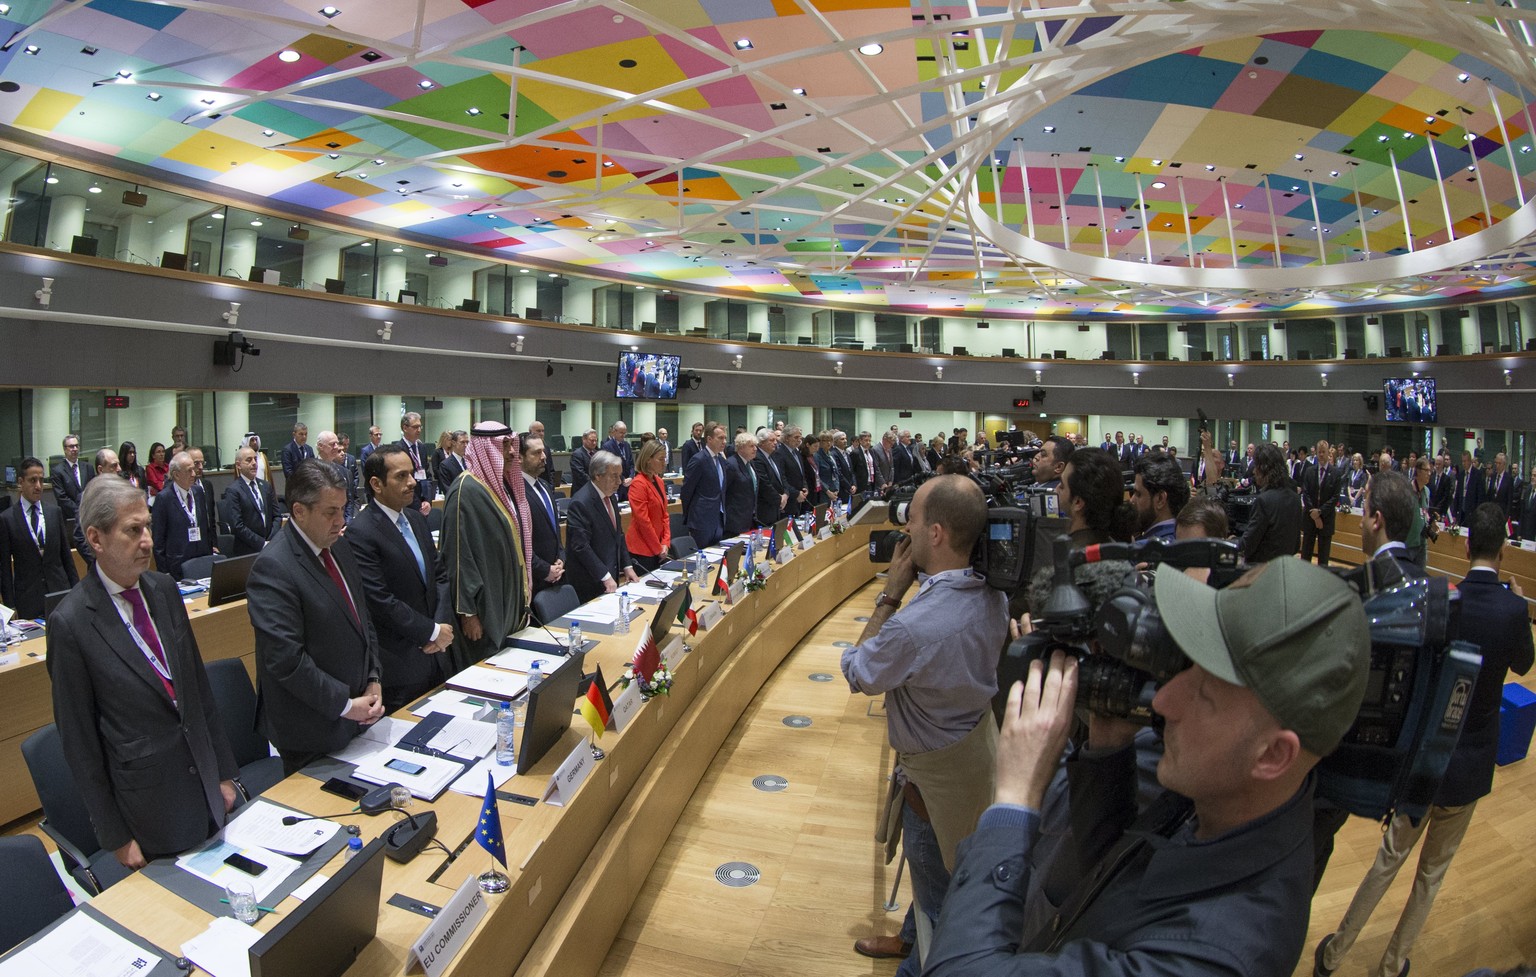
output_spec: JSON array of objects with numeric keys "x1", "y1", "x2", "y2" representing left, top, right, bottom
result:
[{"x1": 599, "y1": 578, "x2": 1536, "y2": 977}]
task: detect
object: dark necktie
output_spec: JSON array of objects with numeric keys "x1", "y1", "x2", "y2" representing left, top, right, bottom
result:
[
  {"x1": 121, "y1": 586, "x2": 175, "y2": 701},
  {"x1": 29, "y1": 502, "x2": 43, "y2": 551},
  {"x1": 320, "y1": 548, "x2": 360, "y2": 628}
]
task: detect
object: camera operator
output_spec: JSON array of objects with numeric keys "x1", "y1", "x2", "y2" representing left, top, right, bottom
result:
[
  {"x1": 1031, "y1": 436, "x2": 1073, "y2": 491},
  {"x1": 925, "y1": 557, "x2": 1370, "y2": 977},
  {"x1": 1240, "y1": 443, "x2": 1302, "y2": 563},
  {"x1": 1315, "y1": 502, "x2": 1532, "y2": 977},
  {"x1": 842, "y1": 475, "x2": 1008, "y2": 970},
  {"x1": 1056, "y1": 447, "x2": 1138, "y2": 547},
  {"x1": 1131, "y1": 451, "x2": 1189, "y2": 544}
]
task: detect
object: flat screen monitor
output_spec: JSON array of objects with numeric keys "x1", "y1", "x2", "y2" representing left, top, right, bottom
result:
[
  {"x1": 525, "y1": 307, "x2": 544, "y2": 320},
  {"x1": 615, "y1": 351, "x2": 680, "y2": 400},
  {"x1": 323, "y1": 278, "x2": 345, "y2": 294},
  {"x1": 1382, "y1": 377, "x2": 1437, "y2": 423},
  {"x1": 248, "y1": 837, "x2": 385, "y2": 977},
  {"x1": 70, "y1": 235, "x2": 99, "y2": 257},
  {"x1": 458, "y1": 299, "x2": 481, "y2": 313},
  {"x1": 517, "y1": 652, "x2": 582, "y2": 775},
  {"x1": 160, "y1": 251, "x2": 187, "y2": 270},
  {"x1": 208, "y1": 552, "x2": 259, "y2": 607},
  {"x1": 650, "y1": 583, "x2": 690, "y2": 645}
]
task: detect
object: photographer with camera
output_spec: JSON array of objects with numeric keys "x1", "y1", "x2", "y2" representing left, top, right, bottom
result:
[
  {"x1": 842, "y1": 475, "x2": 1009, "y2": 970},
  {"x1": 925, "y1": 557, "x2": 1370, "y2": 977},
  {"x1": 1056, "y1": 447, "x2": 1138, "y2": 547},
  {"x1": 1314, "y1": 502, "x2": 1532, "y2": 977},
  {"x1": 1240, "y1": 443, "x2": 1302, "y2": 563},
  {"x1": 1131, "y1": 451, "x2": 1189, "y2": 544}
]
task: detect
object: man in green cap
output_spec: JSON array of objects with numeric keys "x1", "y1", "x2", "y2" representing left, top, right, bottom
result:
[{"x1": 924, "y1": 556, "x2": 1371, "y2": 977}]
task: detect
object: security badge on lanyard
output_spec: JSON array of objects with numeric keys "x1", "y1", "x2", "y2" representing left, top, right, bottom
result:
[
  {"x1": 125, "y1": 618, "x2": 176, "y2": 708},
  {"x1": 183, "y1": 491, "x2": 201, "y2": 543}
]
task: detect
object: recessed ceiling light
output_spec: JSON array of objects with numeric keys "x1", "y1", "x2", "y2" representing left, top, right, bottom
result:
[
  {"x1": 0, "y1": 5, "x2": 11, "y2": 14},
  {"x1": 1150, "y1": 181, "x2": 1166, "y2": 189},
  {"x1": 278, "y1": 50, "x2": 301, "y2": 63},
  {"x1": 44, "y1": 176, "x2": 57, "y2": 184},
  {"x1": 22, "y1": 44, "x2": 37, "y2": 55},
  {"x1": 319, "y1": 5, "x2": 340, "y2": 17},
  {"x1": 466, "y1": 106, "x2": 481, "y2": 115},
  {"x1": 355, "y1": 172, "x2": 368, "y2": 179},
  {"x1": 1113, "y1": 156, "x2": 1125, "y2": 163},
  {"x1": 791, "y1": 87, "x2": 805, "y2": 95},
  {"x1": 1293, "y1": 153, "x2": 1303, "y2": 160},
  {"x1": 1234, "y1": 203, "x2": 1244, "y2": 209},
  {"x1": 1402, "y1": 132, "x2": 1412, "y2": 138},
  {"x1": 1458, "y1": 72, "x2": 1470, "y2": 82},
  {"x1": 1330, "y1": 170, "x2": 1339, "y2": 177},
  {"x1": 146, "y1": 92, "x2": 161, "y2": 101},
  {"x1": 858, "y1": 42, "x2": 883, "y2": 56},
  {"x1": 1042, "y1": 125, "x2": 1055, "y2": 133},
  {"x1": 1378, "y1": 134, "x2": 1389, "y2": 142},
  {"x1": 116, "y1": 69, "x2": 132, "y2": 80},
  {"x1": 87, "y1": 185, "x2": 101, "y2": 193},
  {"x1": 250, "y1": 220, "x2": 262, "y2": 227},
  {"x1": 212, "y1": 212, "x2": 224, "y2": 219},
  {"x1": 262, "y1": 129, "x2": 274, "y2": 136},
  {"x1": 392, "y1": 247, "x2": 403, "y2": 253},
  {"x1": 1204, "y1": 164, "x2": 1215, "y2": 171},
  {"x1": 733, "y1": 38, "x2": 753, "y2": 50},
  {"x1": 418, "y1": 79, "x2": 433, "y2": 89},
  {"x1": 1523, "y1": 146, "x2": 1532, "y2": 154},
  {"x1": 327, "y1": 153, "x2": 339, "y2": 159},
  {"x1": 519, "y1": 268, "x2": 529, "y2": 273}
]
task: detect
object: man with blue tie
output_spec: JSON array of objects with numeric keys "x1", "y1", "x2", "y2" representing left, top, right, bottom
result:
[
  {"x1": 348, "y1": 447, "x2": 455, "y2": 713},
  {"x1": 682, "y1": 421, "x2": 729, "y2": 547},
  {"x1": 281, "y1": 423, "x2": 314, "y2": 477},
  {"x1": 222, "y1": 445, "x2": 281, "y2": 555},
  {"x1": 151, "y1": 452, "x2": 216, "y2": 579},
  {"x1": 519, "y1": 436, "x2": 566, "y2": 595}
]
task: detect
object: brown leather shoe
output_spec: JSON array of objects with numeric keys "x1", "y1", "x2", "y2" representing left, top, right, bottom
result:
[{"x1": 854, "y1": 935, "x2": 912, "y2": 959}]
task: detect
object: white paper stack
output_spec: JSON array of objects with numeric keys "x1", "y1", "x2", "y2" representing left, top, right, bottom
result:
[
  {"x1": 351, "y1": 747, "x2": 462, "y2": 799},
  {"x1": 222, "y1": 799, "x2": 338, "y2": 857}
]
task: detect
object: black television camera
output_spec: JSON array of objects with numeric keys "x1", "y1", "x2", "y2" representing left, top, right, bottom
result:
[
  {"x1": 996, "y1": 541, "x2": 1483, "y2": 821},
  {"x1": 871, "y1": 469, "x2": 1043, "y2": 594}
]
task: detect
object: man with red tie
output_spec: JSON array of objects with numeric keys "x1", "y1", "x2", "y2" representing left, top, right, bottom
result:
[{"x1": 247, "y1": 459, "x2": 383, "y2": 775}]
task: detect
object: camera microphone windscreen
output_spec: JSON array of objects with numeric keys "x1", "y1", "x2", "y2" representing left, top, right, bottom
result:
[{"x1": 1025, "y1": 558, "x2": 1136, "y2": 621}]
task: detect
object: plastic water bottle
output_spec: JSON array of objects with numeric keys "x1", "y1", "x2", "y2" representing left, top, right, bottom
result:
[
  {"x1": 567, "y1": 620, "x2": 583, "y2": 654},
  {"x1": 616, "y1": 591, "x2": 631, "y2": 634},
  {"x1": 496, "y1": 701, "x2": 517, "y2": 766},
  {"x1": 344, "y1": 836, "x2": 363, "y2": 862},
  {"x1": 527, "y1": 660, "x2": 544, "y2": 694}
]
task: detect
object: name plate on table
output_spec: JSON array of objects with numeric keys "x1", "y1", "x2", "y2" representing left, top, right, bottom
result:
[
  {"x1": 818, "y1": 525, "x2": 833, "y2": 540},
  {"x1": 726, "y1": 580, "x2": 746, "y2": 605},
  {"x1": 541, "y1": 741, "x2": 594, "y2": 807},
  {"x1": 799, "y1": 533, "x2": 814, "y2": 550},
  {"x1": 0, "y1": 652, "x2": 17, "y2": 668},
  {"x1": 611, "y1": 681, "x2": 643, "y2": 732},
  {"x1": 695, "y1": 601, "x2": 725, "y2": 631},
  {"x1": 660, "y1": 634, "x2": 686, "y2": 669},
  {"x1": 409, "y1": 875, "x2": 490, "y2": 977},
  {"x1": 1521, "y1": 540, "x2": 1536, "y2": 552},
  {"x1": 776, "y1": 546, "x2": 794, "y2": 565}
]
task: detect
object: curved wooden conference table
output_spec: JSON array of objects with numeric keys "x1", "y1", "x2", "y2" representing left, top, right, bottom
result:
[{"x1": 7, "y1": 518, "x2": 879, "y2": 977}]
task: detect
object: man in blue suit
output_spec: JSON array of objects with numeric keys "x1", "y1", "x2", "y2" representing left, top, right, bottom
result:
[
  {"x1": 281, "y1": 423, "x2": 314, "y2": 477},
  {"x1": 1453, "y1": 449, "x2": 1483, "y2": 525},
  {"x1": 151, "y1": 452, "x2": 217, "y2": 579},
  {"x1": 681, "y1": 421, "x2": 728, "y2": 548},
  {"x1": 601, "y1": 420, "x2": 635, "y2": 499}
]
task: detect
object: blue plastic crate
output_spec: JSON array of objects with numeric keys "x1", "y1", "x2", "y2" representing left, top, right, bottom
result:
[{"x1": 1497, "y1": 683, "x2": 1536, "y2": 766}]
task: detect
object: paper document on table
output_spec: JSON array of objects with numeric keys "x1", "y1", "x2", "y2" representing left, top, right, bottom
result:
[
  {"x1": 328, "y1": 715, "x2": 412, "y2": 764},
  {"x1": 0, "y1": 910, "x2": 162, "y2": 977},
  {"x1": 567, "y1": 593, "x2": 622, "y2": 623},
  {"x1": 427, "y1": 715, "x2": 497, "y2": 759},
  {"x1": 410, "y1": 690, "x2": 491, "y2": 720},
  {"x1": 222, "y1": 799, "x2": 338, "y2": 857},
  {"x1": 445, "y1": 665, "x2": 528, "y2": 701},
  {"x1": 486, "y1": 646, "x2": 564, "y2": 674},
  {"x1": 175, "y1": 839, "x2": 299, "y2": 904},
  {"x1": 352, "y1": 747, "x2": 461, "y2": 799},
  {"x1": 180, "y1": 917, "x2": 259, "y2": 977},
  {"x1": 449, "y1": 755, "x2": 519, "y2": 796}
]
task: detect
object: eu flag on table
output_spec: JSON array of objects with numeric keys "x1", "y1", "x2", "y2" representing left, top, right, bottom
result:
[{"x1": 476, "y1": 771, "x2": 506, "y2": 868}]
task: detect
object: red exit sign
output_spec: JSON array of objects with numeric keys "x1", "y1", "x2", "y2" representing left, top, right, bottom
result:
[{"x1": 103, "y1": 396, "x2": 130, "y2": 409}]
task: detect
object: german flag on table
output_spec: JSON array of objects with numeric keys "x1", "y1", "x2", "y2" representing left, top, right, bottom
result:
[{"x1": 579, "y1": 665, "x2": 613, "y2": 738}]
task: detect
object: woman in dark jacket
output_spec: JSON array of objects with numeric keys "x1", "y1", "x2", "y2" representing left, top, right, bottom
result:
[
  {"x1": 800, "y1": 434, "x2": 825, "y2": 508},
  {"x1": 1241, "y1": 443, "x2": 1302, "y2": 562}
]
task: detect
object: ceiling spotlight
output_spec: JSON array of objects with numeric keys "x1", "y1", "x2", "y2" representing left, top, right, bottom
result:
[
  {"x1": 372, "y1": 158, "x2": 384, "y2": 165},
  {"x1": 87, "y1": 184, "x2": 101, "y2": 194},
  {"x1": 146, "y1": 91, "x2": 162, "y2": 101},
  {"x1": 1378, "y1": 134, "x2": 1389, "y2": 142},
  {"x1": 1204, "y1": 164, "x2": 1215, "y2": 171},
  {"x1": 466, "y1": 106, "x2": 481, "y2": 115},
  {"x1": 601, "y1": 160, "x2": 614, "y2": 167},
  {"x1": 734, "y1": 38, "x2": 753, "y2": 50},
  {"x1": 1330, "y1": 169, "x2": 1339, "y2": 177},
  {"x1": 1523, "y1": 146, "x2": 1533, "y2": 154},
  {"x1": 115, "y1": 69, "x2": 132, "y2": 80},
  {"x1": 319, "y1": 5, "x2": 340, "y2": 17},
  {"x1": 1293, "y1": 153, "x2": 1303, "y2": 160},
  {"x1": 22, "y1": 44, "x2": 38, "y2": 55},
  {"x1": 418, "y1": 79, "x2": 433, "y2": 89},
  {"x1": 0, "y1": 5, "x2": 11, "y2": 14},
  {"x1": 1042, "y1": 125, "x2": 1056, "y2": 133},
  {"x1": 1458, "y1": 72, "x2": 1470, "y2": 82},
  {"x1": 791, "y1": 87, "x2": 805, "y2": 95},
  {"x1": 858, "y1": 42, "x2": 883, "y2": 56},
  {"x1": 327, "y1": 153, "x2": 339, "y2": 159},
  {"x1": 1150, "y1": 180, "x2": 1166, "y2": 189},
  {"x1": 250, "y1": 220, "x2": 263, "y2": 227},
  {"x1": 278, "y1": 49, "x2": 301, "y2": 63},
  {"x1": 1234, "y1": 203, "x2": 1244, "y2": 209},
  {"x1": 262, "y1": 129, "x2": 274, "y2": 136},
  {"x1": 1114, "y1": 156, "x2": 1126, "y2": 163},
  {"x1": 834, "y1": 360, "x2": 843, "y2": 375},
  {"x1": 44, "y1": 176, "x2": 57, "y2": 184},
  {"x1": 1151, "y1": 159, "x2": 1163, "y2": 166}
]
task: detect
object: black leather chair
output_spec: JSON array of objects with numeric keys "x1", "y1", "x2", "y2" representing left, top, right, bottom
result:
[
  {"x1": 427, "y1": 507, "x2": 444, "y2": 533},
  {"x1": 670, "y1": 535, "x2": 699, "y2": 559},
  {"x1": 0, "y1": 835, "x2": 75, "y2": 953},
  {"x1": 669, "y1": 512, "x2": 689, "y2": 540},
  {"x1": 180, "y1": 554, "x2": 221, "y2": 580},
  {"x1": 204, "y1": 658, "x2": 284, "y2": 801},
  {"x1": 20, "y1": 725, "x2": 132, "y2": 895},
  {"x1": 531, "y1": 585, "x2": 580, "y2": 626}
]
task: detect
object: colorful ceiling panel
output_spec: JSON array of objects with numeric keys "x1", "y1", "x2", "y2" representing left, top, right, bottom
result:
[{"x1": 1, "y1": 0, "x2": 1536, "y2": 317}]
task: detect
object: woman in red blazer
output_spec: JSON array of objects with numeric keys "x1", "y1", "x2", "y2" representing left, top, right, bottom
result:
[{"x1": 626, "y1": 439, "x2": 672, "y2": 572}]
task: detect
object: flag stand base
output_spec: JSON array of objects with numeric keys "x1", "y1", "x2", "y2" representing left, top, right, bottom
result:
[{"x1": 478, "y1": 869, "x2": 510, "y2": 894}]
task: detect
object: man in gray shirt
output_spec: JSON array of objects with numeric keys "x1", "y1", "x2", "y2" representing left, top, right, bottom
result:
[{"x1": 841, "y1": 475, "x2": 1008, "y2": 970}]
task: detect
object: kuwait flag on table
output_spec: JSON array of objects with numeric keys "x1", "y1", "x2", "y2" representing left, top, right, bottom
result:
[
  {"x1": 676, "y1": 585, "x2": 698, "y2": 635},
  {"x1": 579, "y1": 665, "x2": 613, "y2": 738},
  {"x1": 714, "y1": 553, "x2": 730, "y2": 594}
]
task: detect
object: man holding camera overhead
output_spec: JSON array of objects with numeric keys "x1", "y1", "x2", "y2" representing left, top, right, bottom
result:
[
  {"x1": 841, "y1": 475, "x2": 1009, "y2": 971},
  {"x1": 923, "y1": 556, "x2": 1370, "y2": 977}
]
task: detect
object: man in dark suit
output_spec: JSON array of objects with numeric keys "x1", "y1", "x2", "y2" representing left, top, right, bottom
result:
[
  {"x1": 569, "y1": 428, "x2": 598, "y2": 493},
  {"x1": 601, "y1": 420, "x2": 635, "y2": 497},
  {"x1": 849, "y1": 431, "x2": 877, "y2": 499},
  {"x1": 680, "y1": 422, "x2": 707, "y2": 472},
  {"x1": 315, "y1": 431, "x2": 358, "y2": 524},
  {"x1": 1519, "y1": 464, "x2": 1536, "y2": 541},
  {"x1": 47, "y1": 476, "x2": 240, "y2": 868},
  {"x1": 1428, "y1": 455, "x2": 1455, "y2": 517},
  {"x1": 753, "y1": 429, "x2": 789, "y2": 523},
  {"x1": 151, "y1": 452, "x2": 217, "y2": 580},
  {"x1": 187, "y1": 446, "x2": 220, "y2": 535},
  {"x1": 1357, "y1": 470, "x2": 1428, "y2": 584},
  {"x1": 724, "y1": 433, "x2": 761, "y2": 537},
  {"x1": 565, "y1": 452, "x2": 638, "y2": 603},
  {"x1": 436, "y1": 430, "x2": 467, "y2": 494},
  {"x1": 1316, "y1": 502, "x2": 1533, "y2": 977},
  {"x1": 893, "y1": 431, "x2": 918, "y2": 485},
  {"x1": 348, "y1": 447, "x2": 455, "y2": 713},
  {"x1": 655, "y1": 427, "x2": 673, "y2": 473},
  {"x1": 1, "y1": 457, "x2": 79, "y2": 618},
  {"x1": 50, "y1": 433, "x2": 92, "y2": 524},
  {"x1": 1453, "y1": 450, "x2": 1483, "y2": 526},
  {"x1": 775, "y1": 426, "x2": 810, "y2": 515},
  {"x1": 1486, "y1": 451, "x2": 1514, "y2": 519},
  {"x1": 519, "y1": 436, "x2": 565, "y2": 595},
  {"x1": 281, "y1": 422, "x2": 314, "y2": 477},
  {"x1": 682, "y1": 422, "x2": 729, "y2": 548},
  {"x1": 1300, "y1": 439, "x2": 1344, "y2": 568},
  {"x1": 393, "y1": 412, "x2": 435, "y2": 516},
  {"x1": 246, "y1": 460, "x2": 383, "y2": 775},
  {"x1": 832, "y1": 431, "x2": 855, "y2": 506},
  {"x1": 222, "y1": 445, "x2": 281, "y2": 556},
  {"x1": 869, "y1": 431, "x2": 896, "y2": 494}
]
